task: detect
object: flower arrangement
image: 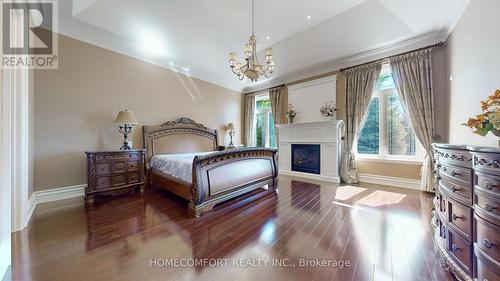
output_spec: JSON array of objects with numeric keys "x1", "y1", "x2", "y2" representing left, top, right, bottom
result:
[
  {"x1": 463, "y1": 89, "x2": 500, "y2": 136},
  {"x1": 286, "y1": 103, "x2": 297, "y2": 118},
  {"x1": 320, "y1": 101, "x2": 336, "y2": 118},
  {"x1": 286, "y1": 103, "x2": 298, "y2": 123}
]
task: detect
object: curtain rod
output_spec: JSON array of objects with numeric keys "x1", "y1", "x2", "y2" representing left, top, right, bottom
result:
[{"x1": 340, "y1": 41, "x2": 444, "y2": 72}]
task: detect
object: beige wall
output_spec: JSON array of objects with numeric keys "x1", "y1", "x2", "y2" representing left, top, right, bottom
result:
[
  {"x1": 34, "y1": 35, "x2": 243, "y2": 191},
  {"x1": 284, "y1": 48, "x2": 449, "y2": 180},
  {"x1": 446, "y1": 0, "x2": 500, "y2": 146}
]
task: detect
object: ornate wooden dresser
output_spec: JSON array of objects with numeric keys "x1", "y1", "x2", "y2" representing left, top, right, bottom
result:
[
  {"x1": 432, "y1": 144, "x2": 500, "y2": 281},
  {"x1": 85, "y1": 150, "x2": 145, "y2": 202}
]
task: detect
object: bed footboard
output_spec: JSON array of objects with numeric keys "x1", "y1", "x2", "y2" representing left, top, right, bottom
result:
[{"x1": 189, "y1": 147, "x2": 278, "y2": 217}]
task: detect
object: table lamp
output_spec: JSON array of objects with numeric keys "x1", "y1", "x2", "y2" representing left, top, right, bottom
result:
[{"x1": 114, "y1": 109, "x2": 139, "y2": 150}]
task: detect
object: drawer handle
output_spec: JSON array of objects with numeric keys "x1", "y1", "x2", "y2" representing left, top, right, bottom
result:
[
  {"x1": 483, "y1": 238, "x2": 494, "y2": 249},
  {"x1": 451, "y1": 171, "x2": 461, "y2": 177},
  {"x1": 451, "y1": 186, "x2": 460, "y2": 192},
  {"x1": 451, "y1": 244, "x2": 459, "y2": 252},
  {"x1": 485, "y1": 203, "x2": 496, "y2": 212},
  {"x1": 452, "y1": 214, "x2": 462, "y2": 220},
  {"x1": 484, "y1": 181, "x2": 495, "y2": 190}
]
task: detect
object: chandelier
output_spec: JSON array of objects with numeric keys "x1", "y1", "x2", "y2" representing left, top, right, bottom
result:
[{"x1": 228, "y1": 0, "x2": 274, "y2": 81}]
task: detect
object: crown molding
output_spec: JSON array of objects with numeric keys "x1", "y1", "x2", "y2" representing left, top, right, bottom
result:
[
  {"x1": 57, "y1": 18, "x2": 244, "y2": 93},
  {"x1": 242, "y1": 31, "x2": 446, "y2": 93},
  {"x1": 440, "y1": 0, "x2": 470, "y2": 40}
]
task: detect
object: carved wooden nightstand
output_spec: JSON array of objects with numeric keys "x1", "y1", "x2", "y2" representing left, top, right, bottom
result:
[{"x1": 85, "y1": 149, "x2": 145, "y2": 203}]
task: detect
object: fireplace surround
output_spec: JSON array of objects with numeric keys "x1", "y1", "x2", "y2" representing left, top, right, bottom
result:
[{"x1": 277, "y1": 120, "x2": 343, "y2": 183}]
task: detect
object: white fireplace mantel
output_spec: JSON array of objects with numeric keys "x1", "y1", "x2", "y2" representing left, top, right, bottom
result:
[{"x1": 277, "y1": 120, "x2": 344, "y2": 183}]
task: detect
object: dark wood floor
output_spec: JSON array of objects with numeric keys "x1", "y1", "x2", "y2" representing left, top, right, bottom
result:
[{"x1": 12, "y1": 177, "x2": 452, "y2": 281}]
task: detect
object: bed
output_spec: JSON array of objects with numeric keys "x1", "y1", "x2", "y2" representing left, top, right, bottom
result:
[{"x1": 143, "y1": 118, "x2": 278, "y2": 217}]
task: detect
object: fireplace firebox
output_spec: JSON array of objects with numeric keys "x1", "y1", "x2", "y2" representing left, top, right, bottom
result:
[{"x1": 291, "y1": 144, "x2": 320, "y2": 175}]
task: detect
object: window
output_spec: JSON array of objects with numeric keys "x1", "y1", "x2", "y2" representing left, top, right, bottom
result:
[
  {"x1": 356, "y1": 65, "x2": 421, "y2": 162},
  {"x1": 255, "y1": 94, "x2": 277, "y2": 148}
]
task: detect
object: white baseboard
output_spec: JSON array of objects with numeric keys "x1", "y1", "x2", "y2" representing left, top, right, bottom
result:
[
  {"x1": 34, "y1": 184, "x2": 86, "y2": 205},
  {"x1": 25, "y1": 195, "x2": 36, "y2": 225},
  {"x1": 23, "y1": 184, "x2": 86, "y2": 227},
  {"x1": 279, "y1": 170, "x2": 341, "y2": 183},
  {"x1": 358, "y1": 173, "x2": 421, "y2": 190}
]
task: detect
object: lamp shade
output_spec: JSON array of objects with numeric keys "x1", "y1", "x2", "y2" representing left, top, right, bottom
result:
[
  {"x1": 226, "y1": 122, "x2": 235, "y2": 131},
  {"x1": 114, "y1": 110, "x2": 138, "y2": 126}
]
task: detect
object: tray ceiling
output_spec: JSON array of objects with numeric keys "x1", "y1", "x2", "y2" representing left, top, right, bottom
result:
[{"x1": 58, "y1": 0, "x2": 469, "y2": 92}]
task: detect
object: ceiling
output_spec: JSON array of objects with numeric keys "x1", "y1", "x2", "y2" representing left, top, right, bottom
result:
[{"x1": 58, "y1": 0, "x2": 469, "y2": 92}]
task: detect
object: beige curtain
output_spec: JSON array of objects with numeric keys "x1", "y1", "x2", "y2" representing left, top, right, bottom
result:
[
  {"x1": 244, "y1": 94, "x2": 256, "y2": 147},
  {"x1": 390, "y1": 49, "x2": 435, "y2": 192},
  {"x1": 269, "y1": 85, "x2": 287, "y2": 145},
  {"x1": 340, "y1": 61, "x2": 382, "y2": 183}
]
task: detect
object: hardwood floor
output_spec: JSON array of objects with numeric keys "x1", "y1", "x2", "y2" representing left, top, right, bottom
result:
[{"x1": 12, "y1": 177, "x2": 452, "y2": 281}]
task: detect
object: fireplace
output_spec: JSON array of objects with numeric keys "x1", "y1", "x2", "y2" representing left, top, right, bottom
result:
[{"x1": 291, "y1": 144, "x2": 320, "y2": 175}]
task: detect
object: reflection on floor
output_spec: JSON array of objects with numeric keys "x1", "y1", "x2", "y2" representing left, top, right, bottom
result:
[{"x1": 11, "y1": 177, "x2": 452, "y2": 281}]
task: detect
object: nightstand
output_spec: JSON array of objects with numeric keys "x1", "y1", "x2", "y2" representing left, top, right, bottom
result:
[{"x1": 85, "y1": 149, "x2": 145, "y2": 203}]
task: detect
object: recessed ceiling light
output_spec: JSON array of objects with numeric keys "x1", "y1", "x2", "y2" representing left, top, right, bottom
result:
[
  {"x1": 307, "y1": 15, "x2": 311, "y2": 20},
  {"x1": 266, "y1": 35, "x2": 270, "y2": 40}
]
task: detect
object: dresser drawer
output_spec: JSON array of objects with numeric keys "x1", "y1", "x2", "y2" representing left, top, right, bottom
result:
[
  {"x1": 475, "y1": 191, "x2": 500, "y2": 223},
  {"x1": 436, "y1": 147, "x2": 472, "y2": 169},
  {"x1": 476, "y1": 172, "x2": 500, "y2": 195},
  {"x1": 439, "y1": 180, "x2": 472, "y2": 205},
  {"x1": 112, "y1": 174, "x2": 127, "y2": 186},
  {"x1": 436, "y1": 215, "x2": 447, "y2": 247},
  {"x1": 447, "y1": 197, "x2": 472, "y2": 241},
  {"x1": 475, "y1": 214, "x2": 500, "y2": 263},
  {"x1": 97, "y1": 176, "x2": 111, "y2": 189},
  {"x1": 96, "y1": 163, "x2": 110, "y2": 175},
  {"x1": 128, "y1": 160, "x2": 139, "y2": 171},
  {"x1": 127, "y1": 172, "x2": 139, "y2": 184},
  {"x1": 447, "y1": 227, "x2": 472, "y2": 274},
  {"x1": 475, "y1": 244, "x2": 500, "y2": 281},
  {"x1": 437, "y1": 193, "x2": 447, "y2": 216},
  {"x1": 473, "y1": 153, "x2": 500, "y2": 175},
  {"x1": 476, "y1": 255, "x2": 500, "y2": 281},
  {"x1": 440, "y1": 163, "x2": 472, "y2": 186},
  {"x1": 112, "y1": 160, "x2": 127, "y2": 173}
]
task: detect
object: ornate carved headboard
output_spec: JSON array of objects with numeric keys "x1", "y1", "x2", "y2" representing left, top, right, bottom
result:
[{"x1": 142, "y1": 118, "x2": 218, "y2": 167}]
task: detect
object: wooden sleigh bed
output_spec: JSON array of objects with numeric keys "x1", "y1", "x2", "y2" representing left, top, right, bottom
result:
[{"x1": 143, "y1": 118, "x2": 278, "y2": 217}]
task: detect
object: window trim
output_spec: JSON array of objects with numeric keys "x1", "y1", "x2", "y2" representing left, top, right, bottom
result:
[{"x1": 354, "y1": 84, "x2": 424, "y2": 163}]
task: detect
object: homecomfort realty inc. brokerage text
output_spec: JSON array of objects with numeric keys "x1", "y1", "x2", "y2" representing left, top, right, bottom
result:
[{"x1": 150, "y1": 258, "x2": 351, "y2": 269}]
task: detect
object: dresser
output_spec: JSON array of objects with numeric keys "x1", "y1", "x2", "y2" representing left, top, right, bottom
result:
[
  {"x1": 432, "y1": 144, "x2": 500, "y2": 281},
  {"x1": 85, "y1": 150, "x2": 146, "y2": 202}
]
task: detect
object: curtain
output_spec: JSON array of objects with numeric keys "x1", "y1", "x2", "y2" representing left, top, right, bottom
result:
[
  {"x1": 244, "y1": 94, "x2": 256, "y2": 147},
  {"x1": 340, "y1": 61, "x2": 382, "y2": 183},
  {"x1": 269, "y1": 85, "x2": 287, "y2": 145},
  {"x1": 390, "y1": 49, "x2": 435, "y2": 192}
]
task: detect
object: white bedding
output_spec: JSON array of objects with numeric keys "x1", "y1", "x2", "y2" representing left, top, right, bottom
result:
[{"x1": 150, "y1": 152, "x2": 215, "y2": 183}]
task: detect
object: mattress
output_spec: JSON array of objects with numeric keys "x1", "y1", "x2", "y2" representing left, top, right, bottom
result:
[{"x1": 150, "y1": 151, "x2": 215, "y2": 183}]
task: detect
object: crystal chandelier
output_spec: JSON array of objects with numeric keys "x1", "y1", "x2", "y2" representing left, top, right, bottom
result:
[{"x1": 228, "y1": 0, "x2": 274, "y2": 81}]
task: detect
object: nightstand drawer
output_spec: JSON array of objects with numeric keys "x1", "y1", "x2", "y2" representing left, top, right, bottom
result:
[
  {"x1": 97, "y1": 163, "x2": 110, "y2": 175},
  {"x1": 128, "y1": 160, "x2": 139, "y2": 171},
  {"x1": 128, "y1": 172, "x2": 139, "y2": 184},
  {"x1": 112, "y1": 174, "x2": 127, "y2": 186},
  {"x1": 112, "y1": 160, "x2": 127, "y2": 173},
  {"x1": 97, "y1": 176, "x2": 111, "y2": 189}
]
